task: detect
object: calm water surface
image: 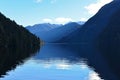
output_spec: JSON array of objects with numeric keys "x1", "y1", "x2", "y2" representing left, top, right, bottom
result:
[
  {"x1": 2, "y1": 59, "x2": 101, "y2": 80},
  {"x1": 0, "y1": 44, "x2": 119, "y2": 80}
]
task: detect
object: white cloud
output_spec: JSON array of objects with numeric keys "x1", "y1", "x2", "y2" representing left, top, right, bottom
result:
[
  {"x1": 42, "y1": 18, "x2": 53, "y2": 23},
  {"x1": 35, "y1": 0, "x2": 57, "y2": 3},
  {"x1": 42, "y1": 17, "x2": 73, "y2": 24},
  {"x1": 35, "y1": 0, "x2": 42, "y2": 3},
  {"x1": 56, "y1": 63, "x2": 71, "y2": 70},
  {"x1": 85, "y1": 0, "x2": 113, "y2": 15},
  {"x1": 80, "y1": 64, "x2": 88, "y2": 69},
  {"x1": 55, "y1": 17, "x2": 73, "y2": 24},
  {"x1": 80, "y1": 18, "x2": 88, "y2": 21},
  {"x1": 88, "y1": 72, "x2": 103, "y2": 80}
]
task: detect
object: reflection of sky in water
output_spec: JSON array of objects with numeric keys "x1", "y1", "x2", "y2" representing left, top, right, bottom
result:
[{"x1": 1, "y1": 59, "x2": 102, "y2": 80}]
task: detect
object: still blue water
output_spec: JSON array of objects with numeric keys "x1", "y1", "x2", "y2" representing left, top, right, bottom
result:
[
  {"x1": 2, "y1": 59, "x2": 101, "y2": 80},
  {"x1": 1, "y1": 44, "x2": 117, "y2": 80}
]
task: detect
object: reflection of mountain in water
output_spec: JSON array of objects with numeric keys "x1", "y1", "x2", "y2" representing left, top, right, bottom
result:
[
  {"x1": 26, "y1": 1, "x2": 120, "y2": 79},
  {"x1": 34, "y1": 44, "x2": 119, "y2": 80},
  {"x1": 0, "y1": 12, "x2": 40, "y2": 77},
  {"x1": 0, "y1": 42, "x2": 40, "y2": 77},
  {"x1": 1, "y1": 0, "x2": 120, "y2": 80}
]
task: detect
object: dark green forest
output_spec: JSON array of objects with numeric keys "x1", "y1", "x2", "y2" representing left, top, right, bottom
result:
[
  {"x1": 0, "y1": 12, "x2": 40, "y2": 52},
  {"x1": 0, "y1": 12, "x2": 40, "y2": 76}
]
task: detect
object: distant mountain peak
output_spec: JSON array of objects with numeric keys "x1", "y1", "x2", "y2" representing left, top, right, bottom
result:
[{"x1": 26, "y1": 22, "x2": 83, "y2": 42}]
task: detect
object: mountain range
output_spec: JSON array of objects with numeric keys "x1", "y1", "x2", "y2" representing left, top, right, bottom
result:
[
  {"x1": 0, "y1": 12, "x2": 40, "y2": 76},
  {"x1": 26, "y1": 0, "x2": 120, "y2": 79},
  {"x1": 26, "y1": 22, "x2": 84, "y2": 42},
  {"x1": 56, "y1": 0, "x2": 120, "y2": 43}
]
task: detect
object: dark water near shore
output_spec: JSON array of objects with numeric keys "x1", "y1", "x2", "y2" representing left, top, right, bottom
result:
[{"x1": 0, "y1": 44, "x2": 119, "y2": 80}]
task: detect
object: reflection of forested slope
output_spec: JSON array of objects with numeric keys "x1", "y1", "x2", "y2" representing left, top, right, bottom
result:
[{"x1": 0, "y1": 12, "x2": 40, "y2": 77}]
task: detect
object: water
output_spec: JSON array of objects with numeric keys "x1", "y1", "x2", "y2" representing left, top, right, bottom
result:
[
  {"x1": 0, "y1": 44, "x2": 119, "y2": 80},
  {"x1": 2, "y1": 59, "x2": 101, "y2": 80}
]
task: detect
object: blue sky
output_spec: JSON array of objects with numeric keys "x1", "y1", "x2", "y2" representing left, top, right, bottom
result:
[{"x1": 0, "y1": 0, "x2": 113, "y2": 26}]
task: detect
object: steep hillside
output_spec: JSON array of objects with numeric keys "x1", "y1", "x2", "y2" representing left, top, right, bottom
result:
[
  {"x1": 0, "y1": 12, "x2": 40, "y2": 50},
  {"x1": 97, "y1": 6, "x2": 120, "y2": 79},
  {"x1": 59, "y1": 1, "x2": 120, "y2": 43},
  {"x1": 42, "y1": 22, "x2": 82, "y2": 42},
  {"x1": 55, "y1": 1, "x2": 120, "y2": 78},
  {"x1": 0, "y1": 12, "x2": 40, "y2": 76}
]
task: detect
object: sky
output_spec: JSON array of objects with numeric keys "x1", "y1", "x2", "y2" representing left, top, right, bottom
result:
[{"x1": 0, "y1": 0, "x2": 113, "y2": 26}]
